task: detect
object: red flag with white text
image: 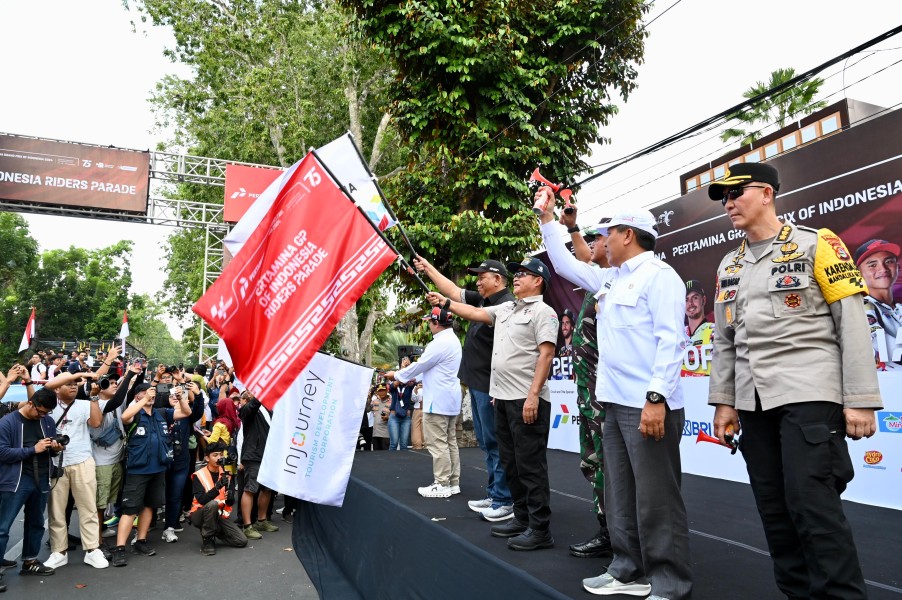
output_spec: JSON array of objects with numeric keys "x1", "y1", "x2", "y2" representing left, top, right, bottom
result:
[{"x1": 192, "y1": 152, "x2": 396, "y2": 409}]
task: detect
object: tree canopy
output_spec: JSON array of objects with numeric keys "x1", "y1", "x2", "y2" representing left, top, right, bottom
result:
[
  {"x1": 721, "y1": 67, "x2": 827, "y2": 146},
  {"x1": 340, "y1": 0, "x2": 649, "y2": 287}
]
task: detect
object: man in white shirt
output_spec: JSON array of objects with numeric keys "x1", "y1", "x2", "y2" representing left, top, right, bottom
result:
[
  {"x1": 384, "y1": 307, "x2": 463, "y2": 499},
  {"x1": 536, "y1": 188, "x2": 692, "y2": 600},
  {"x1": 43, "y1": 371, "x2": 109, "y2": 570}
]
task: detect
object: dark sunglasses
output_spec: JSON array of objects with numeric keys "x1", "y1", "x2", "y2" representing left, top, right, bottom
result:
[{"x1": 721, "y1": 185, "x2": 768, "y2": 205}]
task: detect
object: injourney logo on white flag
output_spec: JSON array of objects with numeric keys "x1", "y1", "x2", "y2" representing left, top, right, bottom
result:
[{"x1": 258, "y1": 352, "x2": 372, "y2": 507}]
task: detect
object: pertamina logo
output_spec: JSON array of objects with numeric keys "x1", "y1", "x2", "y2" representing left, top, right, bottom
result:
[
  {"x1": 878, "y1": 412, "x2": 902, "y2": 433},
  {"x1": 862, "y1": 450, "x2": 886, "y2": 470},
  {"x1": 552, "y1": 405, "x2": 580, "y2": 428}
]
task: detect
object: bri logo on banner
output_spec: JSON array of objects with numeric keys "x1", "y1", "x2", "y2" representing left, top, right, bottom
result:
[{"x1": 682, "y1": 421, "x2": 714, "y2": 437}]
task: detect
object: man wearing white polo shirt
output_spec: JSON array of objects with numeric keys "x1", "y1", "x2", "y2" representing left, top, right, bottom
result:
[
  {"x1": 535, "y1": 187, "x2": 692, "y2": 600},
  {"x1": 384, "y1": 307, "x2": 463, "y2": 498}
]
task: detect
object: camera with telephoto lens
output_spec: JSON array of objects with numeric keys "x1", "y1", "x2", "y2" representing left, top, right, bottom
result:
[
  {"x1": 50, "y1": 434, "x2": 70, "y2": 446},
  {"x1": 98, "y1": 376, "x2": 113, "y2": 391}
]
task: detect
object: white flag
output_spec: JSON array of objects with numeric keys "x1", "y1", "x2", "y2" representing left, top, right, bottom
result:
[{"x1": 258, "y1": 353, "x2": 372, "y2": 506}]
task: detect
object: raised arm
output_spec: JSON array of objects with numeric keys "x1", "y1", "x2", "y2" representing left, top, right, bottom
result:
[{"x1": 413, "y1": 256, "x2": 463, "y2": 299}]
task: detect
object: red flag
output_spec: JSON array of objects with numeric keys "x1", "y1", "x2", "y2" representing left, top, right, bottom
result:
[
  {"x1": 18, "y1": 307, "x2": 35, "y2": 353},
  {"x1": 192, "y1": 152, "x2": 396, "y2": 409}
]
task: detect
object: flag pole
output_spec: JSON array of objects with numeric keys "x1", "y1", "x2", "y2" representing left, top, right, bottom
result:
[
  {"x1": 343, "y1": 132, "x2": 421, "y2": 261},
  {"x1": 311, "y1": 149, "x2": 431, "y2": 292}
]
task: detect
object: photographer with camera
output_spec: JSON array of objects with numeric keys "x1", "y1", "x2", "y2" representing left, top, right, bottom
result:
[
  {"x1": 110, "y1": 382, "x2": 190, "y2": 567},
  {"x1": 370, "y1": 384, "x2": 391, "y2": 451},
  {"x1": 190, "y1": 442, "x2": 247, "y2": 556},
  {"x1": 0, "y1": 388, "x2": 63, "y2": 589},
  {"x1": 43, "y1": 370, "x2": 109, "y2": 570},
  {"x1": 162, "y1": 380, "x2": 205, "y2": 543}
]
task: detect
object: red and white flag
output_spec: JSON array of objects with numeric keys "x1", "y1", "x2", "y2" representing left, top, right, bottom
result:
[
  {"x1": 192, "y1": 152, "x2": 396, "y2": 409},
  {"x1": 119, "y1": 311, "x2": 130, "y2": 356},
  {"x1": 18, "y1": 307, "x2": 35, "y2": 353}
]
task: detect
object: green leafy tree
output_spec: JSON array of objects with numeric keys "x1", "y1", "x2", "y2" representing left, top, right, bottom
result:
[
  {"x1": 128, "y1": 294, "x2": 186, "y2": 365},
  {"x1": 721, "y1": 67, "x2": 828, "y2": 146},
  {"x1": 340, "y1": 0, "x2": 649, "y2": 295},
  {"x1": 126, "y1": 0, "x2": 405, "y2": 362},
  {"x1": 0, "y1": 213, "x2": 40, "y2": 365}
]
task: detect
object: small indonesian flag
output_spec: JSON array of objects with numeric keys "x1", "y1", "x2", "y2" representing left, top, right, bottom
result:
[
  {"x1": 18, "y1": 308, "x2": 35, "y2": 353},
  {"x1": 119, "y1": 310, "x2": 130, "y2": 339}
]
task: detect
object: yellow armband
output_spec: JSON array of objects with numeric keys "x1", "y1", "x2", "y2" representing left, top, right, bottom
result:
[{"x1": 814, "y1": 229, "x2": 868, "y2": 304}]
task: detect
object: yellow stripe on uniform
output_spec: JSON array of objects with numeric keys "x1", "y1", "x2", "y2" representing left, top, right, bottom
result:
[{"x1": 813, "y1": 228, "x2": 868, "y2": 304}]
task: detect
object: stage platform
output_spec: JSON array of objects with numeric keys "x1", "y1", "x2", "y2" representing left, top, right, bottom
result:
[{"x1": 293, "y1": 447, "x2": 901, "y2": 599}]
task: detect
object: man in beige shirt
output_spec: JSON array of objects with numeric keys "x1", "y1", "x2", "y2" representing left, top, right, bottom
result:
[
  {"x1": 707, "y1": 162, "x2": 881, "y2": 600},
  {"x1": 427, "y1": 257, "x2": 558, "y2": 552}
]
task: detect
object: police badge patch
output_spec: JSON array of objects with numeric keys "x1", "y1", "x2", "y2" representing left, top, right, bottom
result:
[{"x1": 784, "y1": 293, "x2": 802, "y2": 309}]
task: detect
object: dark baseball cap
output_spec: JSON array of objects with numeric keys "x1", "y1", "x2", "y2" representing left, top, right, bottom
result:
[
  {"x1": 134, "y1": 383, "x2": 151, "y2": 394},
  {"x1": 707, "y1": 163, "x2": 780, "y2": 201},
  {"x1": 854, "y1": 239, "x2": 901, "y2": 266},
  {"x1": 685, "y1": 279, "x2": 705, "y2": 296},
  {"x1": 422, "y1": 306, "x2": 453, "y2": 326},
  {"x1": 468, "y1": 260, "x2": 509, "y2": 277},
  {"x1": 506, "y1": 257, "x2": 551, "y2": 284}
]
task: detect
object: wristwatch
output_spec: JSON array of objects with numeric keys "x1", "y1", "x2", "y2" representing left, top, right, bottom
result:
[
  {"x1": 646, "y1": 391, "x2": 665, "y2": 404},
  {"x1": 567, "y1": 225, "x2": 581, "y2": 233}
]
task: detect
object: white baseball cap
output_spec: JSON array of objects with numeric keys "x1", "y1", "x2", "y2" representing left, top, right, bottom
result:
[{"x1": 593, "y1": 209, "x2": 659, "y2": 239}]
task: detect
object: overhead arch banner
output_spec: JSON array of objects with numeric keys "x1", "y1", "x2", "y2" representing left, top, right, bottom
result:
[{"x1": 0, "y1": 133, "x2": 149, "y2": 212}]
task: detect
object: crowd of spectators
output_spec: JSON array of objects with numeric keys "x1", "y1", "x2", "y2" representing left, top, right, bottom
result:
[
  {"x1": 0, "y1": 347, "x2": 293, "y2": 592},
  {"x1": 359, "y1": 361, "x2": 425, "y2": 453}
]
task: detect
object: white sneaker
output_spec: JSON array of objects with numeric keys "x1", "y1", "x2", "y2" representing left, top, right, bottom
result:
[
  {"x1": 417, "y1": 482, "x2": 452, "y2": 498},
  {"x1": 449, "y1": 485, "x2": 461, "y2": 495},
  {"x1": 83, "y1": 549, "x2": 109, "y2": 569},
  {"x1": 583, "y1": 573, "x2": 651, "y2": 596},
  {"x1": 467, "y1": 497, "x2": 493, "y2": 513},
  {"x1": 480, "y1": 504, "x2": 514, "y2": 522},
  {"x1": 161, "y1": 527, "x2": 178, "y2": 543},
  {"x1": 130, "y1": 531, "x2": 137, "y2": 546},
  {"x1": 44, "y1": 551, "x2": 68, "y2": 569}
]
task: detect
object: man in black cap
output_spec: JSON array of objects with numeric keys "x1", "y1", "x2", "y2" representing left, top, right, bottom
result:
[
  {"x1": 414, "y1": 256, "x2": 515, "y2": 521},
  {"x1": 682, "y1": 279, "x2": 714, "y2": 376},
  {"x1": 854, "y1": 238, "x2": 901, "y2": 363},
  {"x1": 707, "y1": 162, "x2": 881, "y2": 600},
  {"x1": 427, "y1": 257, "x2": 558, "y2": 551}
]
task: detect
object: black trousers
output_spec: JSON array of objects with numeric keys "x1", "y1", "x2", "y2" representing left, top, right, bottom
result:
[
  {"x1": 739, "y1": 399, "x2": 866, "y2": 600},
  {"x1": 189, "y1": 501, "x2": 247, "y2": 547},
  {"x1": 494, "y1": 398, "x2": 551, "y2": 531}
]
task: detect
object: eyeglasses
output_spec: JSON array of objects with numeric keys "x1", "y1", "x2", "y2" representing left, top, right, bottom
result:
[
  {"x1": 721, "y1": 185, "x2": 768, "y2": 205},
  {"x1": 32, "y1": 406, "x2": 50, "y2": 417},
  {"x1": 513, "y1": 271, "x2": 537, "y2": 279}
]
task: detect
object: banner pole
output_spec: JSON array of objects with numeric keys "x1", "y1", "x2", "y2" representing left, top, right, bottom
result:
[{"x1": 311, "y1": 149, "x2": 431, "y2": 292}]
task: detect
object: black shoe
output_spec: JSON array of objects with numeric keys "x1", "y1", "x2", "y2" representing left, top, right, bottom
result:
[
  {"x1": 111, "y1": 545, "x2": 128, "y2": 567},
  {"x1": 19, "y1": 560, "x2": 54, "y2": 576},
  {"x1": 0, "y1": 574, "x2": 6, "y2": 593},
  {"x1": 490, "y1": 518, "x2": 528, "y2": 538},
  {"x1": 508, "y1": 528, "x2": 555, "y2": 551},
  {"x1": 0, "y1": 559, "x2": 14, "y2": 570},
  {"x1": 133, "y1": 539, "x2": 156, "y2": 556},
  {"x1": 201, "y1": 536, "x2": 216, "y2": 556},
  {"x1": 67, "y1": 534, "x2": 81, "y2": 551},
  {"x1": 569, "y1": 531, "x2": 612, "y2": 557},
  {"x1": 99, "y1": 541, "x2": 113, "y2": 561}
]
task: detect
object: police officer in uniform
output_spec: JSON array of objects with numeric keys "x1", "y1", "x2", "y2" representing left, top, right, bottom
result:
[{"x1": 707, "y1": 162, "x2": 882, "y2": 600}]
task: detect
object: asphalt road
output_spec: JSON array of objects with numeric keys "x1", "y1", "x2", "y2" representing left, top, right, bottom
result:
[{"x1": 2, "y1": 503, "x2": 318, "y2": 598}]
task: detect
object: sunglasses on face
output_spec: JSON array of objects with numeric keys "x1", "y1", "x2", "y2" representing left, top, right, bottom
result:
[{"x1": 721, "y1": 185, "x2": 768, "y2": 205}]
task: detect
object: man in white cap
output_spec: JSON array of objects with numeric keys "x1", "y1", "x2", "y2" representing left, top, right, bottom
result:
[
  {"x1": 535, "y1": 187, "x2": 691, "y2": 600},
  {"x1": 383, "y1": 307, "x2": 462, "y2": 499}
]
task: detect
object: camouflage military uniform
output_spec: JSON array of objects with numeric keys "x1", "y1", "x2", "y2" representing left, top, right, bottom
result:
[{"x1": 572, "y1": 291, "x2": 604, "y2": 514}]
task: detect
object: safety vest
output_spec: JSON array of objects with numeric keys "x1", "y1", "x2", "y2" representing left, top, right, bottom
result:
[{"x1": 190, "y1": 467, "x2": 231, "y2": 518}]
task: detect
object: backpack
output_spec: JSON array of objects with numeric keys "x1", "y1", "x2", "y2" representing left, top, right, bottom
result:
[{"x1": 90, "y1": 409, "x2": 124, "y2": 448}]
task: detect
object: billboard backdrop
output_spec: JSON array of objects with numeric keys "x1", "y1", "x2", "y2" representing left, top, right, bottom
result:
[{"x1": 0, "y1": 133, "x2": 149, "y2": 212}]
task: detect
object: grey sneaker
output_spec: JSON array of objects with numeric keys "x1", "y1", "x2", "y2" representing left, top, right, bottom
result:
[
  {"x1": 467, "y1": 498, "x2": 493, "y2": 513},
  {"x1": 480, "y1": 504, "x2": 514, "y2": 522},
  {"x1": 582, "y1": 573, "x2": 651, "y2": 596}
]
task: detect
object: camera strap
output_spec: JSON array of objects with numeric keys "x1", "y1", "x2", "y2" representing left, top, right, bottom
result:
[{"x1": 55, "y1": 401, "x2": 74, "y2": 428}]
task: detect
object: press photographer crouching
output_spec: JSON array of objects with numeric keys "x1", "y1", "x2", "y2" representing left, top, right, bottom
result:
[
  {"x1": 0, "y1": 389, "x2": 63, "y2": 591},
  {"x1": 191, "y1": 442, "x2": 247, "y2": 556}
]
